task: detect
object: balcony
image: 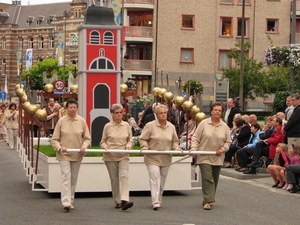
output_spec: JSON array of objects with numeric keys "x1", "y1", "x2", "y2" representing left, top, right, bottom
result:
[
  {"x1": 125, "y1": 26, "x2": 153, "y2": 38},
  {"x1": 123, "y1": 59, "x2": 152, "y2": 71},
  {"x1": 124, "y1": 0, "x2": 154, "y2": 5}
]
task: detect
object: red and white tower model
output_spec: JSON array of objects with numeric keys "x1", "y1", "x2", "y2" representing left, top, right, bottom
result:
[{"x1": 77, "y1": 5, "x2": 121, "y2": 146}]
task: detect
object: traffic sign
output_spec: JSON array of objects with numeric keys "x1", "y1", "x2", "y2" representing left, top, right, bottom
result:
[
  {"x1": 54, "y1": 90, "x2": 64, "y2": 95},
  {"x1": 54, "y1": 79, "x2": 65, "y2": 91},
  {"x1": 0, "y1": 92, "x2": 7, "y2": 99}
]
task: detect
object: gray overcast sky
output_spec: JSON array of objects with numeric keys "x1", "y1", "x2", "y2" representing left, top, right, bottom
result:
[{"x1": 0, "y1": 0, "x2": 72, "y2": 5}]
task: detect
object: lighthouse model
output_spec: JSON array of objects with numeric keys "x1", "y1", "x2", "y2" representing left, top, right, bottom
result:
[{"x1": 77, "y1": 6, "x2": 121, "y2": 146}]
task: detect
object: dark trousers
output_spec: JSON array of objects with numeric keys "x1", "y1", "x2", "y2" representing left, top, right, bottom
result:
[
  {"x1": 251, "y1": 141, "x2": 269, "y2": 164},
  {"x1": 237, "y1": 147, "x2": 253, "y2": 168},
  {"x1": 286, "y1": 164, "x2": 300, "y2": 185},
  {"x1": 224, "y1": 144, "x2": 239, "y2": 162},
  {"x1": 45, "y1": 129, "x2": 54, "y2": 137}
]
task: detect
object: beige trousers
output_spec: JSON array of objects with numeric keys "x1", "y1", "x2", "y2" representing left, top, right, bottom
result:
[
  {"x1": 59, "y1": 160, "x2": 81, "y2": 207},
  {"x1": 7, "y1": 128, "x2": 18, "y2": 149},
  {"x1": 105, "y1": 159, "x2": 130, "y2": 204},
  {"x1": 146, "y1": 164, "x2": 169, "y2": 205}
]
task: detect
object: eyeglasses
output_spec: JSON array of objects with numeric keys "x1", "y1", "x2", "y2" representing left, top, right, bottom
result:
[{"x1": 114, "y1": 111, "x2": 123, "y2": 114}]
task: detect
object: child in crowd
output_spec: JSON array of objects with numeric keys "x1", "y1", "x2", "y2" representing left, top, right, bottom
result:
[
  {"x1": 281, "y1": 144, "x2": 300, "y2": 191},
  {"x1": 267, "y1": 143, "x2": 289, "y2": 188}
]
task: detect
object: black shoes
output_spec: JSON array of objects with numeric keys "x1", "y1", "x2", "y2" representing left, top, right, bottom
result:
[
  {"x1": 289, "y1": 185, "x2": 299, "y2": 193},
  {"x1": 243, "y1": 167, "x2": 256, "y2": 174},
  {"x1": 121, "y1": 201, "x2": 133, "y2": 210},
  {"x1": 247, "y1": 162, "x2": 260, "y2": 168},
  {"x1": 115, "y1": 203, "x2": 122, "y2": 209},
  {"x1": 272, "y1": 181, "x2": 280, "y2": 188}
]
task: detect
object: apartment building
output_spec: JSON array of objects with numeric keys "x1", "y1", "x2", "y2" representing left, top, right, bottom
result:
[{"x1": 0, "y1": 0, "x2": 294, "y2": 111}]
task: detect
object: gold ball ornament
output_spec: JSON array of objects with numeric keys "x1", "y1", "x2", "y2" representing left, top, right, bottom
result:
[
  {"x1": 35, "y1": 109, "x2": 47, "y2": 121},
  {"x1": 22, "y1": 101, "x2": 31, "y2": 113},
  {"x1": 120, "y1": 84, "x2": 128, "y2": 93},
  {"x1": 44, "y1": 83, "x2": 54, "y2": 93},
  {"x1": 152, "y1": 87, "x2": 160, "y2": 97},
  {"x1": 195, "y1": 112, "x2": 206, "y2": 123},
  {"x1": 164, "y1": 92, "x2": 174, "y2": 102},
  {"x1": 182, "y1": 101, "x2": 194, "y2": 111},
  {"x1": 158, "y1": 88, "x2": 167, "y2": 98},
  {"x1": 174, "y1": 96, "x2": 185, "y2": 106},
  {"x1": 21, "y1": 94, "x2": 28, "y2": 103},
  {"x1": 15, "y1": 84, "x2": 24, "y2": 91},
  {"x1": 70, "y1": 85, "x2": 78, "y2": 94},
  {"x1": 27, "y1": 104, "x2": 38, "y2": 116},
  {"x1": 16, "y1": 88, "x2": 25, "y2": 98},
  {"x1": 191, "y1": 105, "x2": 201, "y2": 115}
]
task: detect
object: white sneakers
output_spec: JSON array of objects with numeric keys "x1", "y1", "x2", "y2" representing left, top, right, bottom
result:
[{"x1": 153, "y1": 203, "x2": 161, "y2": 210}]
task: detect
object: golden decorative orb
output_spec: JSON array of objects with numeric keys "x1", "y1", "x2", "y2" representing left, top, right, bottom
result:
[
  {"x1": 21, "y1": 94, "x2": 28, "y2": 103},
  {"x1": 23, "y1": 101, "x2": 31, "y2": 113},
  {"x1": 70, "y1": 85, "x2": 78, "y2": 94},
  {"x1": 44, "y1": 83, "x2": 54, "y2": 93},
  {"x1": 182, "y1": 101, "x2": 194, "y2": 111},
  {"x1": 152, "y1": 87, "x2": 160, "y2": 97},
  {"x1": 158, "y1": 88, "x2": 167, "y2": 98},
  {"x1": 191, "y1": 105, "x2": 201, "y2": 115},
  {"x1": 120, "y1": 84, "x2": 128, "y2": 93},
  {"x1": 27, "y1": 104, "x2": 38, "y2": 116},
  {"x1": 195, "y1": 112, "x2": 206, "y2": 123},
  {"x1": 164, "y1": 92, "x2": 174, "y2": 102},
  {"x1": 35, "y1": 109, "x2": 47, "y2": 121},
  {"x1": 15, "y1": 84, "x2": 24, "y2": 91},
  {"x1": 174, "y1": 96, "x2": 185, "y2": 106},
  {"x1": 16, "y1": 88, "x2": 25, "y2": 98}
]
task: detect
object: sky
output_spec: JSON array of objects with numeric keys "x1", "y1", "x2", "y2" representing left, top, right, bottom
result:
[{"x1": 0, "y1": 0, "x2": 72, "y2": 5}]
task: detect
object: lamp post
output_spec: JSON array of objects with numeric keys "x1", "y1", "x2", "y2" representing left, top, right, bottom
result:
[
  {"x1": 63, "y1": 10, "x2": 67, "y2": 86},
  {"x1": 239, "y1": 0, "x2": 245, "y2": 112},
  {"x1": 290, "y1": 0, "x2": 296, "y2": 95}
]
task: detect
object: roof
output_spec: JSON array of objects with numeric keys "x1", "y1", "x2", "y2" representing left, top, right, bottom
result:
[{"x1": 0, "y1": 1, "x2": 83, "y2": 28}]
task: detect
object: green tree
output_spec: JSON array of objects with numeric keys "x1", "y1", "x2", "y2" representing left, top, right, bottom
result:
[
  {"x1": 22, "y1": 58, "x2": 75, "y2": 90},
  {"x1": 222, "y1": 41, "x2": 266, "y2": 101}
]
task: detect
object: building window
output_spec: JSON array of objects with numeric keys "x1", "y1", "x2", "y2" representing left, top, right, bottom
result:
[
  {"x1": 18, "y1": 38, "x2": 23, "y2": 49},
  {"x1": 2, "y1": 37, "x2": 6, "y2": 50},
  {"x1": 28, "y1": 37, "x2": 33, "y2": 48},
  {"x1": 70, "y1": 33, "x2": 79, "y2": 47},
  {"x1": 38, "y1": 36, "x2": 44, "y2": 49},
  {"x1": 237, "y1": 18, "x2": 249, "y2": 37},
  {"x1": 220, "y1": 0, "x2": 233, "y2": 4},
  {"x1": 220, "y1": 17, "x2": 232, "y2": 36},
  {"x1": 266, "y1": 19, "x2": 279, "y2": 33},
  {"x1": 180, "y1": 48, "x2": 194, "y2": 63},
  {"x1": 238, "y1": 0, "x2": 250, "y2": 5},
  {"x1": 49, "y1": 36, "x2": 54, "y2": 49},
  {"x1": 90, "y1": 31, "x2": 100, "y2": 44},
  {"x1": 1, "y1": 59, "x2": 6, "y2": 75},
  {"x1": 181, "y1": 15, "x2": 195, "y2": 29},
  {"x1": 219, "y1": 50, "x2": 231, "y2": 69},
  {"x1": 104, "y1": 32, "x2": 113, "y2": 45}
]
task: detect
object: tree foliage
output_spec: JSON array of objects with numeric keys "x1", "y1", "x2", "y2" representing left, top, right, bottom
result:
[
  {"x1": 183, "y1": 79, "x2": 203, "y2": 96},
  {"x1": 22, "y1": 58, "x2": 75, "y2": 90},
  {"x1": 222, "y1": 41, "x2": 266, "y2": 100}
]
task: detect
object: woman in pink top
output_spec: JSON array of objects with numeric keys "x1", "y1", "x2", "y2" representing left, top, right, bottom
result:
[
  {"x1": 267, "y1": 143, "x2": 289, "y2": 188},
  {"x1": 281, "y1": 144, "x2": 300, "y2": 191}
]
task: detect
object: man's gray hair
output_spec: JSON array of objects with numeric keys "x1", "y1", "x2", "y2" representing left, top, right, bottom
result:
[{"x1": 110, "y1": 103, "x2": 123, "y2": 113}]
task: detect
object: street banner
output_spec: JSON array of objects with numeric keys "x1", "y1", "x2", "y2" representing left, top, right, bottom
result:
[
  {"x1": 56, "y1": 31, "x2": 65, "y2": 66},
  {"x1": 25, "y1": 48, "x2": 33, "y2": 69},
  {"x1": 16, "y1": 50, "x2": 22, "y2": 75},
  {"x1": 111, "y1": 0, "x2": 122, "y2": 26}
]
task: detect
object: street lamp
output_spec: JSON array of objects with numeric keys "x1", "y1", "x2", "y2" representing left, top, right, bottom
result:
[{"x1": 63, "y1": 10, "x2": 67, "y2": 85}]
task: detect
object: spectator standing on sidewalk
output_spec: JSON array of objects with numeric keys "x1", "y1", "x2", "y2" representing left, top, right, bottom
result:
[
  {"x1": 4, "y1": 103, "x2": 19, "y2": 150},
  {"x1": 283, "y1": 93, "x2": 300, "y2": 146}
]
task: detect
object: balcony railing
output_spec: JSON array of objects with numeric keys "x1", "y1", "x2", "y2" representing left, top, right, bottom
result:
[
  {"x1": 124, "y1": 0, "x2": 154, "y2": 4},
  {"x1": 124, "y1": 26, "x2": 153, "y2": 38},
  {"x1": 123, "y1": 59, "x2": 152, "y2": 71}
]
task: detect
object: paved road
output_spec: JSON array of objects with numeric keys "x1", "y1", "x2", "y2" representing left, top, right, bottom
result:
[{"x1": 1, "y1": 141, "x2": 299, "y2": 225}]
